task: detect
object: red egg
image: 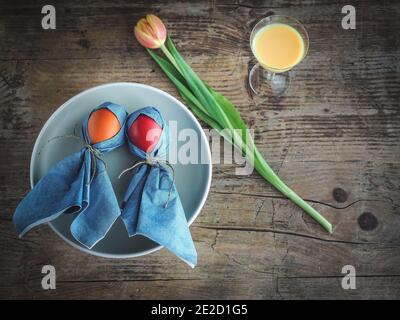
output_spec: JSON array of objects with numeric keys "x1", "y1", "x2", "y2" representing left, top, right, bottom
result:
[
  {"x1": 128, "y1": 114, "x2": 162, "y2": 152},
  {"x1": 88, "y1": 108, "x2": 121, "y2": 144}
]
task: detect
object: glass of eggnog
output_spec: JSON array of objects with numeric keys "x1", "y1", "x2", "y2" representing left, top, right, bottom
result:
[{"x1": 249, "y1": 15, "x2": 309, "y2": 98}]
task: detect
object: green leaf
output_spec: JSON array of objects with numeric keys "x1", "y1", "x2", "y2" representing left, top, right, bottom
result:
[
  {"x1": 180, "y1": 93, "x2": 224, "y2": 131},
  {"x1": 147, "y1": 49, "x2": 222, "y2": 129},
  {"x1": 207, "y1": 86, "x2": 247, "y2": 130},
  {"x1": 147, "y1": 48, "x2": 186, "y2": 86},
  {"x1": 148, "y1": 49, "x2": 211, "y2": 118},
  {"x1": 206, "y1": 85, "x2": 251, "y2": 152},
  {"x1": 166, "y1": 36, "x2": 234, "y2": 129}
]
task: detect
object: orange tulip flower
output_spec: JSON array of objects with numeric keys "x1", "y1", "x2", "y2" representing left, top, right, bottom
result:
[{"x1": 134, "y1": 14, "x2": 167, "y2": 49}]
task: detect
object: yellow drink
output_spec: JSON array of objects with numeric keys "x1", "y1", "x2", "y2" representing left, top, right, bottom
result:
[{"x1": 253, "y1": 23, "x2": 305, "y2": 72}]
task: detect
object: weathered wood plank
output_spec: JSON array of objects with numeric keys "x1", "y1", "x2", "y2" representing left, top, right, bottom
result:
[{"x1": 0, "y1": 0, "x2": 399, "y2": 299}]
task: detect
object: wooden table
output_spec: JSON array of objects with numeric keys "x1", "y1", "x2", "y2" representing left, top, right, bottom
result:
[{"x1": 1, "y1": 0, "x2": 399, "y2": 299}]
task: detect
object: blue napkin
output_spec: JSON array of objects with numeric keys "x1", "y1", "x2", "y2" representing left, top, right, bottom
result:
[
  {"x1": 13, "y1": 102, "x2": 127, "y2": 249},
  {"x1": 120, "y1": 107, "x2": 197, "y2": 267}
]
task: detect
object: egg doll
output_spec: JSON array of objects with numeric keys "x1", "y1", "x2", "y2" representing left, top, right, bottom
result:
[
  {"x1": 120, "y1": 106, "x2": 197, "y2": 267},
  {"x1": 13, "y1": 102, "x2": 127, "y2": 249}
]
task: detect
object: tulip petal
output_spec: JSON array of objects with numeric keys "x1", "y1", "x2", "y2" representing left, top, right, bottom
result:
[
  {"x1": 146, "y1": 14, "x2": 167, "y2": 44},
  {"x1": 134, "y1": 26, "x2": 159, "y2": 49},
  {"x1": 141, "y1": 21, "x2": 157, "y2": 39},
  {"x1": 136, "y1": 18, "x2": 148, "y2": 32}
]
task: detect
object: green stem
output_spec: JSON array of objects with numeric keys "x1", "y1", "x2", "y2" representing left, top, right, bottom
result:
[
  {"x1": 252, "y1": 146, "x2": 332, "y2": 233},
  {"x1": 161, "y1": 44, "x2": 182, "y2": 75},
  {"x1": 227, "y1": 130, "x2": 332, "y2": 233}
]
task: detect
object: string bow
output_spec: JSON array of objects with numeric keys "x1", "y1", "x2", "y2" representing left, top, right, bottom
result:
[{"x1": 118, "y1": 155, "x2": 175, "y2": 208}]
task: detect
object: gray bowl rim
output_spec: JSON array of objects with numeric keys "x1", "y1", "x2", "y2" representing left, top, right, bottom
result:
[{"x1": 29, "y1": 82, "x2": 212, "y2": 259}]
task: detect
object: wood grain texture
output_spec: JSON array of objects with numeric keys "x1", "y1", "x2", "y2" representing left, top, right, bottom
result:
[{"x1": 0, "y1": 0, "x2": 399, "y2": 299}]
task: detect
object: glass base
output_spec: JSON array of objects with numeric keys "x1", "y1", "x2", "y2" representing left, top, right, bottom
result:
[{"x1": 249, "y1": 63, "x2": 290, "y2": 98}]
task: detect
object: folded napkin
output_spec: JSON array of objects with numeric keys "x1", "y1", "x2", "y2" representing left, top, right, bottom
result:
[
  {"x1": 13, "y1": 102, "x2": 127, "y2": 249},
  {"x1": 120, "y1": 107, "x2": 197, "y2": 267}
]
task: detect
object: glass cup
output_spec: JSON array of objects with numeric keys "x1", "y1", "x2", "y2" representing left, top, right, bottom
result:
[{"x1": 249, "y1": 15, "x2": 309, "y2": 98}]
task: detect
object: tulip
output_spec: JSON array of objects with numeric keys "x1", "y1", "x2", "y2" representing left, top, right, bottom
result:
[
  {"x1": 134, "y1": 14, "x2": 167, "y2": 49},
  {"x1": 134, "y1": 15, "x2": 333, "y2": 234},
  {"x1": 134, "y1": 15, "x2": 181, "y2": 73}
]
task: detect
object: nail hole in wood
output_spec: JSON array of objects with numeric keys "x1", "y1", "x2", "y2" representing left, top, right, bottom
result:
[
  {"x1": 332, "y1": 187, "x2": 348, "y2": 203},
  {"x1": 358, "y1": 212, "x2": 378, "y2": 231}
]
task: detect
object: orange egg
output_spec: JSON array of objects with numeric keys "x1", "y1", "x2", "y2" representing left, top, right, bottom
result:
[{"x1": 88, "y1": 108, "x2": 121, "y2": 144}]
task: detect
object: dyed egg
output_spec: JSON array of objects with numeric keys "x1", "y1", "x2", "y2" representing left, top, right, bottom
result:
[
  {"x1": 88, "y1": 108, "x2": 121, "y2": 144},
  {"x1": 128, "y1": 114, "x2": 162, "y2": 152}
]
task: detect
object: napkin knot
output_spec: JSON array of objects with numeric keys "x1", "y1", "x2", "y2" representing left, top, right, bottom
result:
[
  {"x1": 118, "y1": 156, "x2": 175, "y2": 208},
  {"x1": 84, "y1": 142, "x2": 105, "y2": 186},
  {"x1": 38, "y1": 133, "x2": 105, "y2": 186}
]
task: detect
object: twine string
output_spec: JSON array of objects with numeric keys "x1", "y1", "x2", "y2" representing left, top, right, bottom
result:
[
  {"x1": 37, "y1": 130, "x2": 105, "y2": 185},
  {"x1": 82, "y1": 128, "x2": 106, "y2": 185},
  {"x1": 118, "y1": 156, "x2": 175, "y2": 208}
]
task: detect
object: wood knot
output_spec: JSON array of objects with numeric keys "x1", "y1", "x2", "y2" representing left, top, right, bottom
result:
[
  {"x1": 358, "y1": 212, "x2": 378, "y2": 231},
  {"x1": 332, "y1": 187, "x2": 348, "y2": 203}
]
